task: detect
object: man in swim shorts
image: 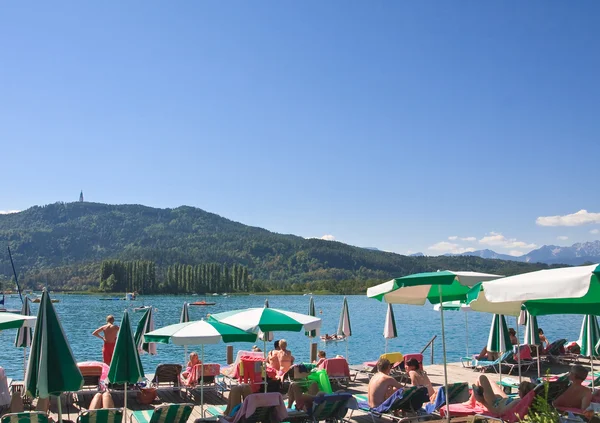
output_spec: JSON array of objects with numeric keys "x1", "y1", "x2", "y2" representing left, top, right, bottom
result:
[{"x1": 93, "y1": 315, "x2": 120, "y2": 365}]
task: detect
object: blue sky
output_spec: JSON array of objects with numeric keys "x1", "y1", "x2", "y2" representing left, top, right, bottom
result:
[{"x1": 1, "y1": 1, "x2": 599, "y2": 257}]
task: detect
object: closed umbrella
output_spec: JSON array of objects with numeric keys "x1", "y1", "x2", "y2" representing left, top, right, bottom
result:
[
  {"x1": 580, "y1": 315, "x2": 600, "y2": 389},
  {"x1": 258, "y1": 299, "x2": 274, "y2": 343},
  {"x1": 134, "y1": 307, "x2": 156, "y2": 355},
  {"x1": 108, "y1": 311, "x2": 144, "y2": 414},
  {"x1": 15, "y1": 297, "x2": 33, "y2": 379},
  {"x1": 306, "y1": 297, "x2": 317, "y2": 359},
  {"x1": 337, "y1": 297, "x2": 352, "y2": 361},
  {"x1": 26, "y1": 290, "x2": 83, "y2": 423},
  {"x1": 487, "y1": 314, "x2": 512, "y2": 385},
  {"x1": 367, "y1": 270, "x2": 504, "y2": 423},
  {"x1": 383, "y1": 303, "x2": 397, "y2": 353},
  {"x1": 180, "y1": 302, "x2": 190, "y2": 365},
  {"x1": 523, "y1": 311, "x2": 541, "y2": 378},
  {"x1": 145, "y1": 319, "x2": 256, "y2": 417}
]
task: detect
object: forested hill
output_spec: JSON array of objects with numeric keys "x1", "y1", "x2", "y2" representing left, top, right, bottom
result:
[{"x1": 0, "y1": 202, "x2": 554, "y2": 292}]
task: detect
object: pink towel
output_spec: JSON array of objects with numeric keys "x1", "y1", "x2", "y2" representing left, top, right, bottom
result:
[
  {"x1": 321, "y1": 358, "x2": 350, "y2": 378},
  {"x1": 231, "y1": 393, "x2": 288, "y2": 423},
  {"x1": 440, "y1": 402, "x2": 489, "y2": 417}
]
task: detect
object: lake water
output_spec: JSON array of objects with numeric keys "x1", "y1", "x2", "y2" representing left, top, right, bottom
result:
[{"x1": 0, "y1": 293, "x2": 586, "y2": 380}]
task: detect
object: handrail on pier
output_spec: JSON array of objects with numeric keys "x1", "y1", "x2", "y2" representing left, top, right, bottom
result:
[{"x1": 420, "y1": 335, "x2": 437, "y2": 364}]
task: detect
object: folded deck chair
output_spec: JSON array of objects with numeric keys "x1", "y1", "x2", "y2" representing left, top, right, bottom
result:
[
  {"x1": 1, "y1": 412, "x2": 49, "y2": 423},
  {"x1": 307, "y1": 393, "x2": 357, "y2": 423},
  {"x1": 353, "y1": 386, "x2": 431, "y2": 423},
  {"x1": 151, "y1": 364, "x2": 182, "y2": 391},
  {"x1": 77, "y1": 408, "x2": 123, "y2": 423},
  {"x1": 130, "y1": 403, "x2": 194, "y2": 423}
]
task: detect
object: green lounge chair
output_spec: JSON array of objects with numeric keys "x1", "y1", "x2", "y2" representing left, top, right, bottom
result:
[
  {"x1": 308, "y1": 393, "x2": 355, "y2": 423},
  {"x1": 130, "y1": 403, "x2": 194, "y2": 423},
  {"x1": 1, "y1": 412, "x2": 49, "y2": 423},
  {"x1": 78, "y1": 409, "x2": 124, "y2": 423}
]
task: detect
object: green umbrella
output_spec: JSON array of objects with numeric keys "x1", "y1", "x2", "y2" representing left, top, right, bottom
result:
[
  {"x1": 15, "y1": 297, "x2": 33, "y2": 379},
  {"x1": 134, "y1": 307, "x2": 156, "y2": 355},
  {"x1": 0, "y1": 312, "x2": 35, "y2": 331},
  {"x1": 26, "y1": 290, "x2": 83, "y2": 423},
  {"x1": 337, "y1": 297, "x2": 352, "y2": 360},
  {"x1": 367, "y1": 270, "x2": 504, "y2": 423},
  {"x1": 487, "y1": 314, "x2": 512, "y2": 353},
  {"x1": 581, "y1": 315, "x2": 600, "y2": 389},
  {"x1": 108, "y1": 311, "x2": 144, "y2": 413},
  {"x1": 258, "y1": 299, "x2": 274, "y2": 342}
]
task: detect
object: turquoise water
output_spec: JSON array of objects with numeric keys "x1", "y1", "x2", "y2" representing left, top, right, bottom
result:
[{"x1": 0, "y1": 294, "x2": 585, "y2": 380}]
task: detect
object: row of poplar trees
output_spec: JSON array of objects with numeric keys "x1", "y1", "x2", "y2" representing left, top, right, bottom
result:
[{"x1": 99, "y1": 260, "x2": 249, "y2": 294}]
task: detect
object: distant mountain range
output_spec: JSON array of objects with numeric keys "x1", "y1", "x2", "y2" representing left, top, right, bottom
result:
[{"x1": 442, "y1": 241, "x2": 600, "y2": 265}]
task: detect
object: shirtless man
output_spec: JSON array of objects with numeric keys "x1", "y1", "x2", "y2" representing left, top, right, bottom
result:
[
  {"x1": 368, "y1": 358, "x2": 403, "y2": 408},
  {"x1": 93, "y1": 315, "x2": 120, "y2": 365},
  {"x1": 553, "y1": 365, "x2": 592, "y2": 411}
]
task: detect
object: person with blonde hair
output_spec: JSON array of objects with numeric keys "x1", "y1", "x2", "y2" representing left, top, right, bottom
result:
[{"x1": 275, "y1": 339, "x2": 295, "y2": 377}]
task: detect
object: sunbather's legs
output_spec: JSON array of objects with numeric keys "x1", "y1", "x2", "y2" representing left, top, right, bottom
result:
[
  {"x1": 477, "y1": 375, "x2": 504, "y2": 407},
  {"x1": 287, "y1": 382, "x2": 319, "y2": 410},
  {"x1": 103, "y1": 392, "x2": 115, "y2": 408},
  {"x1": 224, "y1": 384, "x2": 252, "y2": 416},
  {"x1": 89, "y1": 393, "x2": 103, "y2": 410}
]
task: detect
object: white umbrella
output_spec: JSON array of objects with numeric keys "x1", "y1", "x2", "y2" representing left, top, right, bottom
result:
[
  {"x1": 383, "y1": 303, "x2": 397, "y2": 353},
  {"x1": 337, "y1": 297, "x2": 352, "y2": 361}
]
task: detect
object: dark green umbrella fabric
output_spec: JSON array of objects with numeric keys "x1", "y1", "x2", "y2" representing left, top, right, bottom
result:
[
  {"x1": 108, "y1": 311, "x2": 144, "y2": 384},
  {"x1": 25, "y1": 290, "x2": 83, "y2": 397}
]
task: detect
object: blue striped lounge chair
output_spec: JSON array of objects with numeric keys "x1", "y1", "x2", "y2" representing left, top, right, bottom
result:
[
  {"x1": 130, "y1": 403, "x2": 194, "y2": 423},
  {"x1": 1, "y1": 412, "x2": 49, "y2": 423},
  {"x1": 77, "y1": 409, "x2": 124, "y2": 423}
]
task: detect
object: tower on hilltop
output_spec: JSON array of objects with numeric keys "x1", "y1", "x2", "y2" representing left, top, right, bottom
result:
[{"x1": 79, "y1": 191, "x2": 84, "y2": 202}]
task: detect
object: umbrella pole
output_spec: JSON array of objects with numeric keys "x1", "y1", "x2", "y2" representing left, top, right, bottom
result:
[
  {"x1": 264, "y1": 339, "x2": 267, "y2": 393},
  {"x1": 57, "y1": 396, "x2": 63, "y2": 423},
  {"x1": 592, "y1": 356, "x2": 595, "y2": 390},
  {"x1": 346, "y1": 339, "x2": 349, "y2": 363},
  {"x1": 438, "y1": 286, "x2": 450, "y2": 423},
  {"x1": 201, "y1": 344, "x2": 205, "y2": 417},
  {"x1": 465, "y1": 312, "x2": 469, "y2": 357},
  {"x1": 385, "y1": 339, "x2": 388, "y2": 354},
  {"x1": 537, "y1": 346, "x2": 541, "y2": 379},
  {"x1": 184, "y1": 345, "x2": 187, "y2": 368},
  {"x1": 516, "y1": 321, "x2": 522, "y2": 383},
  {"x1": 23, "y1": 348, "x2": 27, "y2": 380},
  {"x1": 124, "y1": 382, "x2": 128, "y2": 418}
]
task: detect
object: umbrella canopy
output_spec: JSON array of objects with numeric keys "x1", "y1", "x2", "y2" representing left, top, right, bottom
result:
[
  {"x1": 26, "y1": 290, "x2": 83, "y2": 398},
  {"x1": 305, "y1": 297, "x2": 317, "y2": 338},
  {"x1": 337, "y1": 297, "x2": 352, "y2": 337},
  {"x1": 0, "y1": 312, "x2": 36, "y2": 331},
  {"x1": 108, "y1": 311, "x2": 144, "y2": 385},
  {"x1": 468, "y1": 264, "x2": 600, "y2": 316},
  {"x1": 134, "y1": 307, "x2": 156, "y2": 355},
  {"x1": 145, "y1": 320, "x2": 257, "y2": 345},
  {"x1": 258, "y1": 299, "x2": 274, "y2": 342},
  {"x1": 383, "y1": 303, "x2": 397, "y2": 339},
  {"x1": 209, "y1": 307, "x2": 321, "y2": 333},
  {"x1": 433, "y1": 300, "x2": 471, "y2": 311},
  {"x1": 15, "y1": 297, "x2": 33, "y2": 348},
  {"x1": 579, "y1": 315, "x2": 600, "y2": 357},
  {"x1": 367, "y1": 270, "x2": 504, "y2": 304},
  {"x1": 180, "y1": 303, "x2": 190, "y2": 324},
  {"x1": 486, "y1": 314, "x2": 512, "y2": 353},
  {"x1": 523, "y1": 312, "x2": 540, "y2": 345}
]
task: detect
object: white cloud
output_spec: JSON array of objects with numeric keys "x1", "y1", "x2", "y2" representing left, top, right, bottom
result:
[
  {"x1": 591, "y1": 229, "x2": 600, "y2": 235},
  {"x1": 428, "y1": 241, "x2": 476, "y2": 255},
  {"x1": 0, "y1": 210, "x2": 19, "y2": 214},
  {"x1": 557, "y1": 236, "x2": 569, "y2": 241},
  {"x1": 479, "y1": 232, "x2": 536, "y2": 250},
  {"x1": 448, "y1": 236, "x2": 476, "y2": 242},
  {"x1": 320, "y1": 234, "x2": 336, "y2": 241},
  {"x1": 536, "y1": 210, "x2": 600, "y2": 227},
  {"x1": 508, "y1": 250, "x2": 526, "y2": 257}
]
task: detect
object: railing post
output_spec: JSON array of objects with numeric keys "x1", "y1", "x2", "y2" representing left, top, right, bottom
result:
[{"x1": 431, "y1": 339, "x2": 434, "y2": 364}]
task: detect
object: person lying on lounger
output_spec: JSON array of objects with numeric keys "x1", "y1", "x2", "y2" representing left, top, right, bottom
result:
[
  {"x1": 467, "y1": 375, "x2": 535, "y2": 415},
  {"x1": 406, "y1": 358, "x2": 436, "y2": 402},
  {"x1": 367, "y1": 358, "x2": 403, "y2": 407},
  {"x1": 553, "y1": 364, "x2": 592, "y2": 411},
  {"x1": 287, "y1": 381, "x2": 345, "y2": 411},
  {"x1": 89, "y1": 392, "x2": 115, "y2": 409}
]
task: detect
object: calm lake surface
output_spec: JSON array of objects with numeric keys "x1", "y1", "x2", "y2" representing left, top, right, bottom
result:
[{"x1": 0, "y1": 293, "x2": 586, "y2": 379}]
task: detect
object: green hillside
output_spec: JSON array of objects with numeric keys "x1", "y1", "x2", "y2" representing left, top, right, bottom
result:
[{"x1": 0, "y1": 202, "x2": 554, "y2": 293}]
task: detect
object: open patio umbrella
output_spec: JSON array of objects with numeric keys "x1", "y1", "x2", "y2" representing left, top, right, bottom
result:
[
  {"x1": 180, "y1": 302, "x2": 190, "y2": 364},
  {"x1": 367, "y1": 270, "x2": 504, "y2": 423},
  {"x1": 580, "y1": 315, "x2": 600, "y2": 389},
  {"x1": 15, "y1": 297, "x2": 33, "y2": 379},
  {"x1": 523, "y1": 311, "x2": 541, "y2": 378},
  {"x1": 383, "y1": 303, "x2": 397, "y2": 353},
  {"x1": 209, "y1": 307, "x2": 321, "y2": 392},
  {"x1": 108, "y1": 311, "x2": 144, "y2": 414},
  {"x1": 433, "y1": 301, "x2": 472, "y2": 358},
  {"x1": 258, "y1": 299, "x2": 274, "y2": 343},
  {"x1": 145, "y1": 319, "x2": 256, "y2": 417},
  {"x1": 26, "y1": 290, "x2": 83, "y2": 423},
  {"x1": 0, "y1": 313, "x2": 35, "y2": 331},
  {"x1": 134, "y1": 307, "x2": 156, "y2": 355},
  {"x1": 337, "y1": 297, "x2": 352, "y2": 361}
]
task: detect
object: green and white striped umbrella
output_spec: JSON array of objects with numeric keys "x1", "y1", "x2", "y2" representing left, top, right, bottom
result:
[
  {"x1": 523, "y1": 312, "x2": 540, "y2": 346},
  {"x1": 305, "y1": 297, "x2": 317, "y2": 338},
  {"x1": 258, "y1": 299, "x2": 274, "y2": 342},
  {"x1": 15, "y1": 297, "x2": 33, "y2": 348},
  {"x1": 579, "y1": 315, "x2": 600, "y2": 357},
  {"x1": 134, "y1": 307, "x2": 156, "y2": 355},
  {"x1": 180, "y1": 303, "x2": 190, "y2": 324},
  {"x1": 337, "y1": 297, "x2": 352, "y2": 337},
  {"x1": 26, "y1": 290, "x2": 83, "y2": 422},
  {"x1": 0, "y1": 312, "x2": 35, "y2": 331},
  {"x1": 487, "y1": 314, "x2": 512, "y2": 353},
  {"x1": 209, "y1": 307, "x2": 321, "y2": 333},
  {"x1": 383, "y1": 303, "x2": 397, "y2": 355},
  {"x1": 108, "y1": 311, "x2": 144, "y2": 414}
]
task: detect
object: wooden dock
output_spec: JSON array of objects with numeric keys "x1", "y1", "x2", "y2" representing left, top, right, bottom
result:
[{"x1": 26, "y1": 360, "x2": 584, "y2": 423}]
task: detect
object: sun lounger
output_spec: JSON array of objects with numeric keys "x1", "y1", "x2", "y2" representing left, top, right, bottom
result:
[
  {"x1": 182, "y1": 363, "x2": 221, "y2": 393},
  {"x1": 318, "y1": 358, "x2": 350, "y2": 388},
  {"x1": 77, "y1": 408, "x2": 124, "y2": 423},
  {"x1": 219, "y1": 352, "x2": 265, "y2": 393},
  {"x1": 474, "y1": 351, "x2": 516, "y2": 373},
  {"x1": 78, "y1": 364, "x2": 104, "y2": 391},
  {"x1": 130, "y1": 403, "x2": 194, "y2": 423},
  {"x1": 220, "y1": 393, "x2": 288, "y2": 423},
  {"x1": 1, "y1": 412, "x2": 49, "y2": 423},
  {"x1": 353, "y1": 386, "x2": 432, "y2": 423},
  {"x1": 306, "y1": 393, "x2": 357, "y2": 423},
  {"x1": 424, "y1": 382, "x2": 469, "y2": 413},
  {"x1": 541, "y1": 339, "x2": 568, "y2": 363},
  {"x1": 150, "y1": 364, "x2": 182, "y2": 391}
]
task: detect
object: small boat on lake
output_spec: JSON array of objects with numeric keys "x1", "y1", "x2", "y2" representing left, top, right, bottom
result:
[
  {"x1": 320, "y1": 334, "x2": 346, "y2": 343},
  {"x1": 134, "y1": 305, "x2": 151, "y2": 312},
  {"x1": 31, "y1": 297, "x2": 59, "y2": 303},
  {"x1": 190, "y1": 300, "x2": 216, "y2": 306}
]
